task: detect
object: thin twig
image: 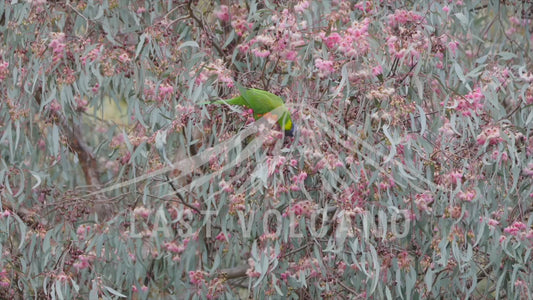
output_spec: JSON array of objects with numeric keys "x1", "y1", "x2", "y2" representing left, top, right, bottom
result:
[
  {"x1": 187, "y1": 0, "x2": 225, "y2": 59},
  {"x1": 165, "y1": 174, "x2": 202, "y2": 214},
  {"x1": 66, "y1": 3, "x2": 89, "y2": 35}
]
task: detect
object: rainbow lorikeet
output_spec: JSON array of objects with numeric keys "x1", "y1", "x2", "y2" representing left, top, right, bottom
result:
[{"x1": 213, "y1": 85, "x2": 295, "y2": 136}]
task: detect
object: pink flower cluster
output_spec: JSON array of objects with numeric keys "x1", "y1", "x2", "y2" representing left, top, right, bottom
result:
[
  {"x1": 133, "y1": 206, "x2": 151, "y2": 219},
  {"x1": 243, "y1": 8, "x2": 305, "y2": 62},
  {"x1": 397, "y1": 251, "x2": 412, "y2": 270},
  {"x1": 387, "y1": 10, "x2": 425, "y2": 28},
  {"x1": 503, "y1": 222, "x2": 533, "y2": 240},
  {"x1": 223, "y1": 5, "x2": 253, "y2": 37},
  {"x1": 320, "y1": 18, "x2": 370, "y2": 58},
  {"x1": 131, "y1": 285, "x2": 148, "y2": 293},
  {"x1": 48, "y1": 99, "x2": 62, "y2": 113},
  {"x1": 0, "y1": 60, "x2": 9, "y2": 80},
  {"x1": 290, "y1": 171, "x2": 307, "y2": 191},
  {"x1": 229, "y1": 193, "x2": 245, "y2": 214},
  {"x1": 73, "y1": 254, "x2": 91, "y2": 270},
  {"x1": 0, "y1": 269, "x2": 10, "y2": 288},
  {"x1": 354, "y1": 1, "x2": 374, "y2": 13},
  {"x1": 219, "y1": 180, "x2": 234, "y2": 193},
  {"x1": 384, "y1": 10, "x2": 430, "y2": 63},
  {"x1": 414, "y1": 192, "x2": 434, "y2": 213},
  {"x1": 447, "y1": 170, "x2": 463, "y2": 186},
  {"x1": 81, "y1": 46, "x2": 101, "y2": 66},
  {"x1": 48, "y1": 32, "x2": 66, "y2": 64},
  {"x1": 189, "y1": 270, "x2": 208, "y2": 285},
  {"x1": 195, "y1": 59, "x2": 234, "y2": 88},
  {"x1": 523, "y1": 162, "x2": 533, "y2": 177},
  {"x1": 476, "y1": 126, "x2": 502, "y2": 146},
  {"x1": 0, "y1": 210, "x2": 11, "y2": 218},
  {"x1": 215, "y1": 232, "x2": 230, "y2": 241},
  {"x1": 214, "y1": 5, "x2": 229, "y2": 22},
  {"x1": 76, "y1": 224, "x2": 91, "y2": 240},
  {"x1": 449, "y1": 88, "x2": 485, "y2": 117},
  {"x1": 458, "y1": 189, "x2": 476, "y2": 202},
  {"x1": 315, "y1": 58, "x2": 335, "y2": 78},
  {"x1": 266, "y1": 155, "x2": 298, "y2": 177},
  {"x1": 143, "y1": 81, "x2": 176, "y2": 103},
  {"x1": 164, "y1": 241, "x2": 185, "y2": 254},
  {"x1": 294, "y1": 1, "x2": 310, "y2": 14},
  {"x1": 284, "y1": 200, "x2": 315, "y2": 217}
]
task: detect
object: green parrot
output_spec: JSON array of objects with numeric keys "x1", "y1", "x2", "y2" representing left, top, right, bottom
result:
[{"x1": 213, "y1": 85, "x2": 295, "y2": 136}]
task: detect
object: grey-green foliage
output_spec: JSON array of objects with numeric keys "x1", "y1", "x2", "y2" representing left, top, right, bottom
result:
[{"x1": 0, "y1": 0, "x2": 533, "y2": 299}]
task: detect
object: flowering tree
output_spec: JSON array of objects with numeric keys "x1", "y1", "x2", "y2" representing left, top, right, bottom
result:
[{"x1": 1, "y1": 0, "x2": 533, "y2": 298}]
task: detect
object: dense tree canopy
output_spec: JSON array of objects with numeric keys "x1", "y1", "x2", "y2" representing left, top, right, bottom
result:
[{"x1": 1, "y1": 0, "x2": 533, "y2": 298}]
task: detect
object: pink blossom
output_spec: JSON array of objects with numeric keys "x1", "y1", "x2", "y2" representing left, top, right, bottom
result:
[
  {"x1": 133, "y1": 206, "x2": 151, "y2": 218},
  {"x1": 219, "y1": 180, "x2": 234, "y2": 193},
  {"x1": 76, "y1": 225, "x2": 91, "y2": 240},
  {"x1": 487, "y1": 219, "x2": 499, "y2": 228},
  {"x1": 291, "y1": 171, "x2": 308, "y2": 186},
  {"x1": 476, "y1": 126, "x2": 502, "y2": 146},
  {"x1": 73, "y1": 255, "x2": 91, "y2": 270},
  {"x1": 158, "y1": 83, "x2": 174, "y2": 101},
  {"x1": 283, "y1": 50, "x2": 298, "y2": 61},
  {"x1": 252, "y1": 48, "x2": 270, "y2": 58},
  {"x1": 315, "y1": 58, "x2": 335, "y2": 77},
  {"x1": 238, "y1": 43, "x2": 250, "y2": 53},
  {"x1": 372, "y1": 65, "x2": 382, "y2": 76},
  {"x1": 289, "y1": 159, "x2": 298, "y2": 167},
  {"x1": 448, "y1": 41, "x2": 458, "y2": 56},
  {"x1": 215, "y1": 5, "x2": 230, "y2": 22},
  {"x1": 448, "y1": 170, "x2": 463, "y2": 185},
  {"x1": 285, "y1": 200, "x2": 314, "y2": 217},
  {"x1": 0, "y1": 61, "x2": 9, "y2": 80},
  {"x1": 491, "y1": 150, "x2": 508, "y2": 163},
  {"x1": 458, "y1": 189, "x2": 476, "y2": 202},
  {"x1": 443, "y1": 6, "x2": 450, "y2": 13},
  {"x1": 324, "y1": 33, "x2": 341, "y2": 48},
  {"x1": 387, "y1": 10, "x2": 425, "y2": 27},
  {"x1": 49, "y1": 99, "x2": 62, "y2": 113},
  {"x1": 354, "y1": 1, "x2": 373, "y2": 13},
  {"x1": 414, "y1": 192, "x2": 434, "y2": 213},
  {"x1": 164, "y1": 242, "x2": 185, "y2": 253},
  {"x1": 0, "y1": 280, "x2": 9, "y2": 288},
  {"x1": 523, "y1": 162, "x2": 533, "y2": 176},
  {"x1": 118, "y1": 52, "x2": 131, "y2": 63},
  {"x1": 397, "y1": 251, "x2": 412, "y2": 270},
  {"x1": 294, "y1": 1, "x2": 310, "y2": 13},
  {"x1": 231, "y1": 18, "x2": 253, "y2": 37},
  {"x1": 439, "y1": 119, "x2": 455, "y2": 136},
  {"x1": 215, "y1": 232, "x2": 230, "y2": 241},
  {"x1": 280, "y1": 271, "x2": 291, "y2": 281},
  {"x1": 504, "y1": 222, "x2": 527, "y2": 236},
  {"x1": 189, "y1": 270, "x2": 208, "y2": 285}
]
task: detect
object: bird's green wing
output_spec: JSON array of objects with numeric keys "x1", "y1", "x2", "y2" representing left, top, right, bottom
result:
[
  {"x1": 239, "y1": 87, "x2": 293, "y2": 131},
  {"x1": 239, "y1": 88, "x2": 284, "y2": 115},
  {"x1": 211, "y1": 84, "x2": 294, "y2": 132}
]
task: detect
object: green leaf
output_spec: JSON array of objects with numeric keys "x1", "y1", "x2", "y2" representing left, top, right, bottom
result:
[{"x1": 104, "y1": 285, "x2": 127, "y2": 298}]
